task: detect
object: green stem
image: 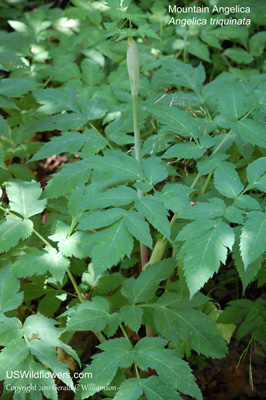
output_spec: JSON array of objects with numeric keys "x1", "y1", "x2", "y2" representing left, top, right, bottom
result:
[
  {"x1": 120, "y1": 323, "x2": 132, "y2": 345},
  {"x1": 132, "y1": 94, "x2": 149, "y2": 268},
  {"x1": 132, "y1": 96, "x2": 142, "y2": 165}
]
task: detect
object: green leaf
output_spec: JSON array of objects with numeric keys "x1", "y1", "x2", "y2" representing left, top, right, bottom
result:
[
  {"x1": 76, "y1": 338, "x2": 134, "y2": 399},
  {"x1": 82, "y1": 154, "x2": 146, "y2": 182},
  {"x1": 28, "y1": 113, "x2": 87, "y2": 132},
  {"x1": 232, "y1": 228, "x2": 262, "y2": 292},
  {"x1": 0, "y1": 147, "x2": 6, "y2": 169},
  {"x1": 58, "y1": 231, "x2": 92, "y2": 259},
  {"x1": 153, "y1": 301, "x2": 227, "y2": 358},
  {"x1": 44, "y1": 160, "x2": 91, "y2": 198},
  {"x1": 0, "y1": 316, "x2": 22, "y2": 345},
  {"x1": 120, "y1": 305, "x2": 143, "y2": 333},
  {"x1": 4, "y1": 356, "x2": 58, "y2": 400},
  {"x1": 30, "y1": 132, "x2": 88, "y2": 161},
  {"x1": 81, "y1": 98, "x2": 107, "y2": 120},
  {"x1": 0, "y1": 115, "x2": 10, "y2": 139},
  {"x1": 78, "y1": 208, "x2": 126, "y2": 230},
  {"x1": 214, "y1": 168, "x2": 244, "y2": 199},
  {"x1": 236, "y1": 119, "x2": 266, "y2": 148},
  {"x1": 124, "y1": 210, "x2": 153, "y2": 248},
  {"x1": 64, "y1": 297, "x2": 112, "y2": 332},
  {"x1": 28, "y1": 340, "x2": 74, "y2": 390},
  {"x1": 91, "y1": 219, "x2": 134, "y2": 275},
  {"x1": 177, "y1": 220, "x2": 235, "y2": 297},
  {"x1": 0, "y1": 78, "x2": 39, "y2": 97},
  {"x1": 217, "y1": 84, "x2": 248, "y2": 121},
  {"x1": 158, "y1": 183, "x2": 193, "y2": 212},
  {"x1": 0, "y1": 338, "x2": 29, "y2": 380},
  {"x1": 134, "y1": 337, "x2": 202, "y2": 399},
  {"x1": 225, "y1": 48, "x2": 253, "y2": 64},
  {"x1": 180, "y1": 198, "x2": 226, "y2": 220},
  {"x1": 0, "y1": 215, "x2": 33, "y2": 253},
  {"x1": 121, "y1": 259, "x2": 175, "y2": 305},
  {"x1": 246, "y1": 157, "x2": 266, "y2": 192},
  {"x1": 163, "y1": 141, "x2": 206, "y2": 160},
  {"x1": 13, "y1": 247, "x2": 70, "y2": 283},
  {"x1": 146, "y1": 104, "x2": 201, "y2": 139},
  {"x1": 23, "y1": 314, "x2": 80, "y2": 365},
  {"x1": 6, "y1": 180, "x2": 46, "y2": 219},
  {"x1": 143, "y1": 155, "x2": 168, "y2": 185},
  {"x1": 240, "y1": 211, "x2": 266, "y2": 269},
  {"x1": 114, "y1": 376, "x2": 183, "y2": 400},
  {"x1": 141, "y1": 376, "x2": 183, "y2": 400},
  {"x1": 79, "y1": 186, "x2": 138, "y2": 210},
  {"x1": 114, "y1": 378, "x2": 143, "y2": 400},
  {"x1": 135, "y1": 195, "x2": 170, "y2": 240}
]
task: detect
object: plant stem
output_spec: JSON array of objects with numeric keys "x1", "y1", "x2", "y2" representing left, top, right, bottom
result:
[
  {"x1": 132, "y1": 94, "x2": 149, "y2": 268},
  {"x1": 0, "y1": 205, "x2": 105, "y2": 342}
]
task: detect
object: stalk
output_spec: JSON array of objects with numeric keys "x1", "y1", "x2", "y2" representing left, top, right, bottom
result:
[{"x1": 127, "y1": 37, "x2": 148, "y2": 268}]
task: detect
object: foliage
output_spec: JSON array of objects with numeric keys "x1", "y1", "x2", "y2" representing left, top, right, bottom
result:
[{"x1": 0, "y1": 0, "x2": 266, "y2": 399}]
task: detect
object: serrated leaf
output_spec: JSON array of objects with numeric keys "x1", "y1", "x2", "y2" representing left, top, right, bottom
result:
[
  {"x1": 158, "y1": 183, "x2": 193, "y2": 212},
  {"x1": 0, "y1": 147, "x2": 7, "y2": 169},
  {"x1": 44, "y1": 160, "x2": 91, "y2": 198},
  {"x1": 180, "y1": 198, "x2": 226, "y2": 220},
  {"x1": 0, "y1": 339, "x2": 29, "y2": 380},
  {"x1": 82, "y1": 154, "x2": 146, "y2": 182},
  {"x1": 13, "y1": 247, "x2": 70, "y2": 283},
  {"x1": 28, "y1": 113, "x2": 86, "y2": 132},
  {"x1": 114, "y1": 378, "x2": 143, "y2": 400},
  {"x1": 79, "y1": 186, "x2": 138, "y2": 210},
  {"x1": 246, "y1": 157, "x2": 266, "y2": 192},
  {"x1": 0, "y1": 78, "x2": 39, "y2": 97},
  {"x1": 124, "y1": 210, "x2": 152, "y2": 248},
  {"x1": 91, "y1": 219, "x2": 134, "y2": 275},
  {"x1": 153, "y1": 302, "x2": 227, "y2": 358},
  {"x1": 81, "y1": 97, "x2": 107, "y2": 120},
  {"x1": 162, "y1": 141, "x2": 206, "y2": 160},
  {"x1": 75, "y1": 338, "x2": 134, "y2": 399},
  {"x1": 146, "y1": 104, "x2": 201, "y2": 139},
  {"x1": 6, "y1": 180, "x2": 46, "y2": 218},
  {"x1": 240, "y1": 211, "x2": 266, "y2": 269},
  {"x1": 141, "y1": 376, "x2": 183, "y2": 400},
  {"x1": 214, "y1": 168, "x2": 244, "y2": 199},
  {"x1": 236, "y1": 119, "x2": 266, "y2": 148},
  {"x1": 28, "y1": 340, "x2": 74, "y2": 390},
  {"x1": 4, "y1": 356, "x2": 58, "y2": 400},
  {"x1": 134, "y1": 337, "x2": 202, "y2": 399},
  {"x1": 0, "y1": 115, "x2": 10, "y2": 139},
  {"x1": 121, "y1": 258, "x2": 175, "y2": 305},
  {"x1": 217, "y1": 84, "x2": 248, "y2": 121},
  {"x1": 30, "y1": 132, "x2": 88, "y2": 161},
  {"x1": 143, "y1": 155, "x2": 168, "y2": 185},
  {"x1": 177, "y1": 220, "x2": 235, "y2": 297},
  {"x1": 0, "y1": 215, "x2": 33, "y2": 253},
  {"x1": 58, "y1": 231, "x2": 92, "y2": 259},
  {"x1": 233, "y1": 228, "x2": 262, "y2": 292},
  {"x1": 23, "y1": 314, "x2": 80, "y2": 366},
  {"x1": 135, "y1": 195, "x2": 170, "y2": 240},
  {"x1": 0, "y1": 316, "x2": 22, "y2": 345},
  {"x1": 64, "y1": 297, "x2": 111, "y2": 332},
  {"x1": 78, "y1": 208, "x2": 126, "y2": 230},
  {"x1": 120, "y1": 305, "x2": 143, "y2": 333}
]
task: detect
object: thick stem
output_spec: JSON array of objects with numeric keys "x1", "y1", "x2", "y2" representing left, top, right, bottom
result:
[{"x1": 132, "y1": 94, "x2": 149, "y2": 268}]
